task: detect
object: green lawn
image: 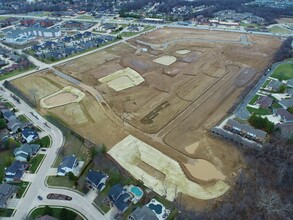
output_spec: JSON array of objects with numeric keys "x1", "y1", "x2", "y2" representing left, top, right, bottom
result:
[
  {"x1": 77, "y1": 15, "x2": 93, "y2": 20},
  {"x1": 271, "y1": 64, "x2": 293, "y2": 81},
  {"x1": 47, "y1": 176, "x2": 75, "y2": 189},
  {"x1": 0, "y1": 151, "x2": 13, "y2": 182},
  {"x1": 18, "y1": 114, "x2": 30, "y2": 123},
  {"x1": 32, "y1": 136, "x2": 51, "y2": 148},
  {"x1": 0, "y1": 16, "x2": 8, "y2": 21},
  {"x1": 0, "y1": 66, "x2": 36, "y2": 81},
  {"x1": 4, "y1": 102, "x2": 14, "y2": 109},
  {"x1": 0, "y1": 208, "x2": 14, "y2": 217},
  {"x1": 249, "y1": 95, "x2": 260, "y2": 105},
  {"x1": 270, "y1": 26, "x2": 292, "y2": 34},
  {"x1": 10, "y1": 181, "x2": 30, "y2": 198},
  {"x1": 29, "y1": 154, "x2": 45, "y2": 173},
  {"x1": 272, "y1": 102, "x2": 282, "y2": 109},
  {"x1": 246, "y1": 106, "x2": 272, "y2": 115},
  {"x1": 262, "y1": 79, "x2": 271, "y2": 88},
  {"x1": 28, "y1": 206, "x2": 83, "y2": 220}
]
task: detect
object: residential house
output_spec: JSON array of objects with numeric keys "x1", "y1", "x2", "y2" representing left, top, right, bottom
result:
[
  {"x1": 22, "y1": 127, "x2": 39, "y2": 143},
  {"x1": 7, "y1": 117, "x2": 24, "y2": 133},
  {"x1": 256, "y1": 96, "x2": 273, "y2": 108},
  {"x1": 108, "y1": 184, "x2": 131, "y2": 213},
  {"x1": 267, "y1": 80, "x2": 283, "y2": 91},
  {"x1": 279, "y1": 98, "x2": 293, "y2": 109},
  {"x1": 20, "y1": 19, "x2": 36, "y2": 26},
  {"x1": 129, "y1": 205, "x2": 158, "y2": 220},
  {"x1": 40, "y1": 20, "x2": 54, "y2": 28},
  {"x1": 14, "y1": 143, "x2": 40, "y2": 162},
  {"x1": 86, "y1": 170, "x2": 108, "y2": 192},
  {"x1": 57, "y1": 155, "x2": 78, "y2": 176},
  {"x1": 5, "y1": 161, "x2": 28, "y2": 182},
  {"x1": 275, "y1": 109, "x2": 293, "y2": 123},
  {"x1": 0, "y1": 183, "x2": 19, "y2": 208},
  {"x1": 287, "y1": 79, "x2": 293, "y2": 88},
  {"x1": 224, "y1": 119, "x2": 267, "y2": 143},
  {"x1": 1, "y1": 109, "x2": 15, "y2": 121},
  {"x1": 276, "y1": 123, "x2": 293, "y2": 138}
]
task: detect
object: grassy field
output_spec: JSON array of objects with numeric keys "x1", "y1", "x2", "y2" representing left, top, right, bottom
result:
[
  {"x1": 0, "y1": 16, "x2": 8, "y2": 21},
  {"x1": 18, "y1": 114, "x2": 30, "y2": 123},
  {"x1": 247, "y1": 106, "x2": 272, "y2": 115},
  {"x1": 29, "y1": 154, "x2": 45, "y2": 173},
  {"x1": 271, "y1": 64, "x2": 293, "y2": 81},
  {"x1": 77, "y1": 15, "x2": 93, "y2": 20},
  {"x1": 261, "y1": 79, "x2": 271, "y2": 88},
  {"x1": 4, "y1": 102, "x2": 14, "y2": 109},
  {"x1": 270, "y1": 26, "x2": 292, "y2": 34},
  {"x1": 0, "y1": 209, "x2": 14, "y2": 217},
  {"x1": 10, "y1": 181, "x2": 30, "y2": 198},
  {"x1": 32, "y1": 136, "x2": 51, "y2": 148},
  {"x1": 0, "y1": 66, "x2": 35, "y2": 81},
  {"x1": 47, "y1": 176, "x2": 75, "y2": 188}
]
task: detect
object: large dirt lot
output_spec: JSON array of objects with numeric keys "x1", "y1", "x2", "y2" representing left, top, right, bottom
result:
[
  {"x1": 13, "y1": 28, "x2": 282, "y2": 207},
  {"x1": 11, "y1": 71, "x2": 128, "y2": 147}
]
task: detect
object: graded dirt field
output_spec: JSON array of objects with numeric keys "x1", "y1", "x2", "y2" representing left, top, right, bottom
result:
[
  {"x1": 12, "y1": 71, "x2": 128, "y2": 147},
  {"x1": 109, "y1": 135, "x2": 229, "y2": 201},
  {"x1": 13, "y1": 28, "x2": 282, "y2": 207},
  {"x1": 40, "y1": 86, "x2": 85, "y2": 109}
]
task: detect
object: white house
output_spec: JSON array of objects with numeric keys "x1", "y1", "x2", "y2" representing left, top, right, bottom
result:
[{"x1": 57, "y1": 155, "x2": 78, "y2": 176}]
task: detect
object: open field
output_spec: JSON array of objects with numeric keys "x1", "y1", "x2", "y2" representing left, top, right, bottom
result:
[
  {"x1": 271, "y1": 63, "x2": 293, "y2": 81},
  {"x1": 12, "y1": 28, "x2": 282, "y2": 207},
  {"x1": 269, "y1": 26, "x2": 292, "y2": 34}
]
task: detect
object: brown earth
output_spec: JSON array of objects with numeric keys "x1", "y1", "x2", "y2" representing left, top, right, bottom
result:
[{"x1": 13, "y1": 28, "x2": 283, "y2": 209}]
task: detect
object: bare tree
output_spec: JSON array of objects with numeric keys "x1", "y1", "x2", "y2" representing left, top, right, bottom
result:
[{"x1": 257, "y1": 188, "x2": 292, "y2": 218}]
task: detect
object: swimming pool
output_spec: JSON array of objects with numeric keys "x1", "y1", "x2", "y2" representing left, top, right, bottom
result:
[
  {"x1": 130, "y1": 186, "x2": 143, "y2": 197},
  {"x1": 148, "y1": 203, "x2": 163, "y2": 215}
]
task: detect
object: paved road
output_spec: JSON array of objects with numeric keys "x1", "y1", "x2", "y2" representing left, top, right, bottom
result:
[
  {"x1": 234, "y1": 60, "x2": 293, "y2": 119},
  {"x1": 136, "y1": 34, "x2": 250, "y2": 50},
  {"x1": 0, "y1": 85, "x2": 106, "y2": 220}
]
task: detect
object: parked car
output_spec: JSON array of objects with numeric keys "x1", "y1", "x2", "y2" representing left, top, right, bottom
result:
[{"x1": 37, "y1": 195, "x2": 43, "y2": 200}]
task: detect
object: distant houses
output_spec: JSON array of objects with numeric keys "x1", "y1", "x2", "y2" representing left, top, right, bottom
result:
[
  {"x1": 224, "y1": 119, "x2": 267, "y2": 143},
  {"x1": 275, "y1": 109, "x2": 293, "y2": 123}
]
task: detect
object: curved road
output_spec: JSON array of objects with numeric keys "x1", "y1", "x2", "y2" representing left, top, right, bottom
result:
[{"x1": 0, "y1": 85, "x2": 106, "y2": 220}]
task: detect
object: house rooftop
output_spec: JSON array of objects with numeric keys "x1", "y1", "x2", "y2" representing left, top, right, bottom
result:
[
  {"x1": 109, "y1": 184, "x2": 124, "y2": 201},
  {"x1": 87, "y1": 170, "x2": 107, "y2": 186},
  {"x1": 226, "y1": 119, "x2": 267, "y2": 138},
  {"x1": 256, "y1": 96, "x2": 273, "y2": 108},
  {"x1": 276, "y1": 109, "x2": 293, "y2": 121},
  {"x1": 279, "y1": 98, "x2": 293, "y2": 109},
  {"x1": 130, "y1": 205, "x2": 158, "y2": 220}
]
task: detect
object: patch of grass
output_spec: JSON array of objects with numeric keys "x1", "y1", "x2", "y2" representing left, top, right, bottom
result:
[
  {"x1": 272, "y1": 102, "x2": 282, "y2": 109},
  {"x1": 249, "y1": 95, "x2": 260, "y2": 105},
  {"x1": 28, "y1": 206, "x2": 83, "y2": 220},
  {"x1": 29, "y1": 154, "x2": 45, "y2": 173},
  {"x1": 32, "y1": 136, "x2": 51, "y2": 148},
  {"x1": 271, "y1": 64, "x2": 293, "y2": 81},
  {"x1": 0, "y1": 151, "x2": 13, "y2": 182},
  {"x1": 262, "y1": 79, "x2": 271, "y2": 88},
  {"x1": 47, "y1": 176, "x2": 75, "y2": 188},
  {"x1": 0, "y1": 66, "x2": 35, "y2": 81},
  {"x1": 4, "y1": 102, "x2": 14, "y2": 109},
  {"x1": 18, "y1": 114, "x2": 30, "y2": 123},
  {"x1": 77, "y1": 15, "x2": 93, "y2": 20},
  {"x1": 10, "y1": 181, "x2": 30, "y2": 198},
  {"x1": 0, "y1": 208, "x2": 14, "y2": 217},
  {"x1": 270, "y1": 26, "x2": 292, "y2": 34},
  {"x1": 246, "y1": 106, "x2": 272, "y2": 115}
]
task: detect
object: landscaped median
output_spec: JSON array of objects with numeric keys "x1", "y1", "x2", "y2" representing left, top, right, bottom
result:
[{"x1": 28, "y1": 205, "x2": 86, "y2": 220}]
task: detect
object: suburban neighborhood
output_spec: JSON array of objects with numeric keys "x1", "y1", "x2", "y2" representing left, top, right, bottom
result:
[{"x1": 0, "y1": 0, "x2": 292, "y2": 220}]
